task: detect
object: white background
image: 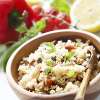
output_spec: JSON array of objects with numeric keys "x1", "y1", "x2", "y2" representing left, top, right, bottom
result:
[{"x1": 0, "y1": 72, "x2": 19, "y2": 100}]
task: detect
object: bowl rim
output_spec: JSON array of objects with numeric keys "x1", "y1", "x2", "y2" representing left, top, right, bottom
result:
[{"x1": 6, "y1": 29, "x2": 100, "y2": 98}]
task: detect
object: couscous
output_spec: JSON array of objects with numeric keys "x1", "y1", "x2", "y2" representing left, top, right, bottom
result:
[{"x1": 18, "y1": 39, "x2": 100, "y2": 94}]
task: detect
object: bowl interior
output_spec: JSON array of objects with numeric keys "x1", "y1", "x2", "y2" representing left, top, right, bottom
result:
[{"x1": 8, "y1": 30, "x2": 100, "y2": 95}]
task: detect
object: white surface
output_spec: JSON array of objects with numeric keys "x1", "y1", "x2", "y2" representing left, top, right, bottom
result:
[
  {"x1": 0, "y1": 71, "x2": 100, "y2": 100},
  {"x1": 0, "y1": 72, "x2": 19, "y2": 100}
]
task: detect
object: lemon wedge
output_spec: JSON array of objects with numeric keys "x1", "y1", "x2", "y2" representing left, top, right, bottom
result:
[{"x1": 70, "y1": 0, "x2": 100, "y2": 32}]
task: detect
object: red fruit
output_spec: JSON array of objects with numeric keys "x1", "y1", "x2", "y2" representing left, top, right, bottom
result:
[
  {"x1": 31, "y1": 5, "x2": 43, "y2": 21},
  {"x1": 57, "y1": 13, "x2": 66, "y2": 19},
  {"x1": 64, "y1": 16, "x2": 71, "y2": 23},
  {"x1": 52, "y1": 18, "x2": 60, "y2": 25},
  {"x1": 0, "y1": 0, "x2": 18, "y2": 43},
  {"x1": 32, "y1": 13, "x2": 42, "y2": 22},
  {"x1": 43, "y1": 23, "x2": 54, "y2": 32},
  {"x1": 0, "y1": 16, "x2": 8, "y2": 32},
  {"x1": 32, "y1": 5, "x2": 42, "y2": 14},
  {"x1": 0, "y1": 0, "x2": 14, "y2": 31},
  {"x1": 25, "y1": 5, "x2": 43, "y2": 27},
  {"x1": 0, "y1": 0, "x2": 34, "y2": 43},
  {"x1": 56, "y1": 13, "x2": 71, "y2": 29},
  {"x1": 25, "y1": 16, "x2": 33, "y2": 28},
  {"x1": 0, "y1": 0, "x2": 14, "y2": 14},
  {"x1": 0, "y1": 29, "x2": 19, "y2": 43},
  {"x1": 47, "y1": 9, "x2": 58, "y2": 16},
  {"x1": 14, "y1": 0, "x2": 32, "y2": 13},
  {"x1": 43, "y1": 18, "x2": 56, "y2": 32},
  {"x1": 14, "y1": 0, "x2": 33, "y2": 18},
  {"x1": 57, "y1": 23, "x2": 69, "y2": 29},
  {"x1": 14, "y1": 0, "x2": 34, "y2": 27}
]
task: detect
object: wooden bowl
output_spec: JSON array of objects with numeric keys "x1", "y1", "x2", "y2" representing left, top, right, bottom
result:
[{"x1": 6, "y1": 29, "x2": 100, "y2": 100}]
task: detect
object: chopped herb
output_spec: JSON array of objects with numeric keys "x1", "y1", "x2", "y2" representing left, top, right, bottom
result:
[
  {"x1": 27, "y1": 19, "x2": 46, "y2": 37},
  {"x1": 16, "y1": 23, "x2": 28, "y2": 33},
  {"x1": 46, "y1": 59, "x2": 53, "y2": 66},
  {"x1": 45, "y1": 66, "x2": 53, "y2": 75},
  {"x1": 64, "y1": 51, "x2": 75, "y2": 61},
  {"x1": 45, "y1": 42, "x2": 56, "y2": 53},
  {"x1": 66, "y1": 70, "x2": 77, "y2": 78}
]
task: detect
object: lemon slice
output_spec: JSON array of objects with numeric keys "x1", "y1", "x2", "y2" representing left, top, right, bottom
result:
[{"x1": 70, "y1": 0, "x2": 100, "y2": 32}]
